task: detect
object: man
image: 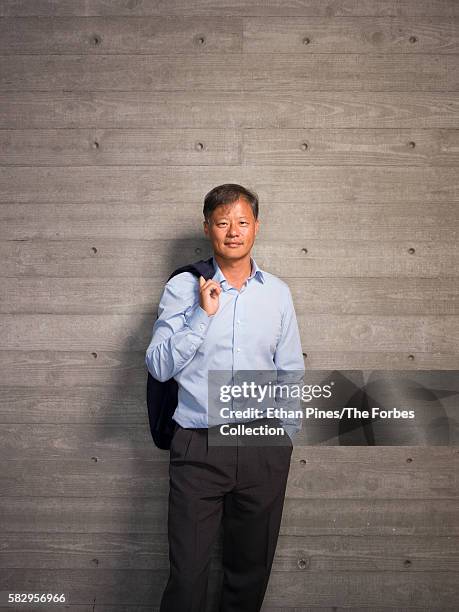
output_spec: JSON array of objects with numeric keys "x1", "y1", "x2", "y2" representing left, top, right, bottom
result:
[{"x1": 145, "y1": 183, "x2": 305, "y2": 612}]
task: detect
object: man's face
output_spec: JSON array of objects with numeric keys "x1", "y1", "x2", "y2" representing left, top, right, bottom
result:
[{"x1": 203, "y1": 197, "x2": 259, "y2": 261}]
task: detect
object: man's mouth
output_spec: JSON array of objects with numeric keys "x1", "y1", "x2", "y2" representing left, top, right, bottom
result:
[{"x1": 225, "y1": 242, "x2": 242, "y2": 246}]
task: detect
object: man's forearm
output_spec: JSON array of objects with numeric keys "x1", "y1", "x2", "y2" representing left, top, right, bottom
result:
[{"x1": 145, "y1": 304, "x2": 211, "y2": 382}]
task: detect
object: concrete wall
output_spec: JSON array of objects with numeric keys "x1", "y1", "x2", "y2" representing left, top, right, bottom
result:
[{"x1": 0, "y1": 1, "x2": 458, "y2": 609}]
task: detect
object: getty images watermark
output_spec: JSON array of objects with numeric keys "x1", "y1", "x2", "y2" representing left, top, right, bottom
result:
[{"x1": 207, "y1": 370, "x2": 459, "y2": 446}]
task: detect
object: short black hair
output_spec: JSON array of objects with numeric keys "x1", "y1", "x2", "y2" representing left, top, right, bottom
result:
[{"x1": 203, "y1": 183, "x2": 259, "y2": 222}]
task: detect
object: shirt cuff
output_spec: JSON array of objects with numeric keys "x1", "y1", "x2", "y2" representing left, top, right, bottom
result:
[
  {"x1": 282, "y1": 422, "x2": 301, "y2": 443},
  {"x1": 184, "y1": 304, "x2": 212, "y2": 335}
]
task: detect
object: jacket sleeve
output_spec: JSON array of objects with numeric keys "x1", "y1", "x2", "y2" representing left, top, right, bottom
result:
[
  {"x1": 273, "y1": 285, "x2": 305, "y2": 441},
  {"x1": 145, "y1": 273, "x2": 213, "y2": 382}
]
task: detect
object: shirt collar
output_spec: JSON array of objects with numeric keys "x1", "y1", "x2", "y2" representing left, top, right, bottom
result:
[{"x1": 211, "y1": 255, "x2": 265, "y2": 289}]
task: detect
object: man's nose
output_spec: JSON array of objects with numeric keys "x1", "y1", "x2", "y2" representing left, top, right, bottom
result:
[{"x1": 226, "y1": 224, "x2": 239, "y2": 236}]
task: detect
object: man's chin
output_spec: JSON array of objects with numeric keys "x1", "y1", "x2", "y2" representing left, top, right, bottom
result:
[{"x1": 216, "y1": 247, "x2": 249, "y2": 260}]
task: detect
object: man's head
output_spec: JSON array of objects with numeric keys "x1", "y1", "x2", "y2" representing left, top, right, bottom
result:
[{"x1": 203, "y1": 183, "x2": 259, "y2": 262}]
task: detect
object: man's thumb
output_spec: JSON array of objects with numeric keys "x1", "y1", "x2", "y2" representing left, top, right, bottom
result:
[{"x1": 199, "y1": 275, "x2": 205, "y2": 286}]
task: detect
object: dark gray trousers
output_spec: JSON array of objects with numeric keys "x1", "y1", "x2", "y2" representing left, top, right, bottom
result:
[{"x1": 159, "y1": 419, "x2": 293, "y2": 612}]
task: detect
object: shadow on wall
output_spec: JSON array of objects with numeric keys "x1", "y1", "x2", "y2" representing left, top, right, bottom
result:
[{"x1": 296, "y1": 370, "x2": 457, "y2": 447}]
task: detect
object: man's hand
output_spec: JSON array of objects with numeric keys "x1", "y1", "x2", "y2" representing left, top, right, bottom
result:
[{"x1": 199, "y1": 276, "x2": 221, "y2": 316}]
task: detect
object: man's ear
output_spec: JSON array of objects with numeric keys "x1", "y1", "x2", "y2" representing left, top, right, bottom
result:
[
  {"x1": 203, "y1": 219, "x2": 209, "y2": 237},
  {"x1": 254, "y1": 218, "x2": 260, "y2": 236}
]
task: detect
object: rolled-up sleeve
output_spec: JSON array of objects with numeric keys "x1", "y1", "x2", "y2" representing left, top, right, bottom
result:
[
  {"x1": 273, "y1": 286, "x2": 305, "y2": 440},
  {"x1": 145, "y1": 274, "x2": 213, "y2": 382}
]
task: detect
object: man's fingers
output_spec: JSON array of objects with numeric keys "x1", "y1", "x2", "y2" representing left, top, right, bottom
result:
[
  {"x1": 200, "y1": 279, "x2": 221, "y2": 293},
  {"x1": 199, "y1": 276, "x2": 220, "y2": 292},
  {"x1": 199, "y1": 277, "x2": 216, "y2": 288}
]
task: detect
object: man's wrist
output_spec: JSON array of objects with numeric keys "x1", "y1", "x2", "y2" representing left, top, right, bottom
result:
[{"x1": 185, "y1": 303, "x2": 212, "y2": 335}]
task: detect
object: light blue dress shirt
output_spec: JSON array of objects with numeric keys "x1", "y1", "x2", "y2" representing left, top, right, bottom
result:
[{"x1": 145, "y1": 255, "x2": 305, "y2": 440}]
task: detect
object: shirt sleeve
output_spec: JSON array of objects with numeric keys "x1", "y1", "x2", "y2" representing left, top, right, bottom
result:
[
  {"x1": 145, "y1": 273, "x2": 213, "y2": 382},
  {"x1": 273, "y1": 286, "x2": 305, "y2": 441}
]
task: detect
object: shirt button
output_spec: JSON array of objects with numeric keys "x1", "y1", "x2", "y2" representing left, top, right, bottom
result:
[
  {"x1": 237, "y1": 319, "x2": 241, "y2": 324},
  {"x1": 191, "y1": 344, "x2": 196, "y2": 350},
  {"x1": 237, "y1": 348, "x2": 241, "y2": 352},
  {"x1": 199, "y1": 323, "x2": 205, "y2": 330}
]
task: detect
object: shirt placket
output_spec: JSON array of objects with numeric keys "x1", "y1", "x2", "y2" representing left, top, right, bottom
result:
[{"x1": 232, "y1": 283, "x2": 248, "y2": 420}]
